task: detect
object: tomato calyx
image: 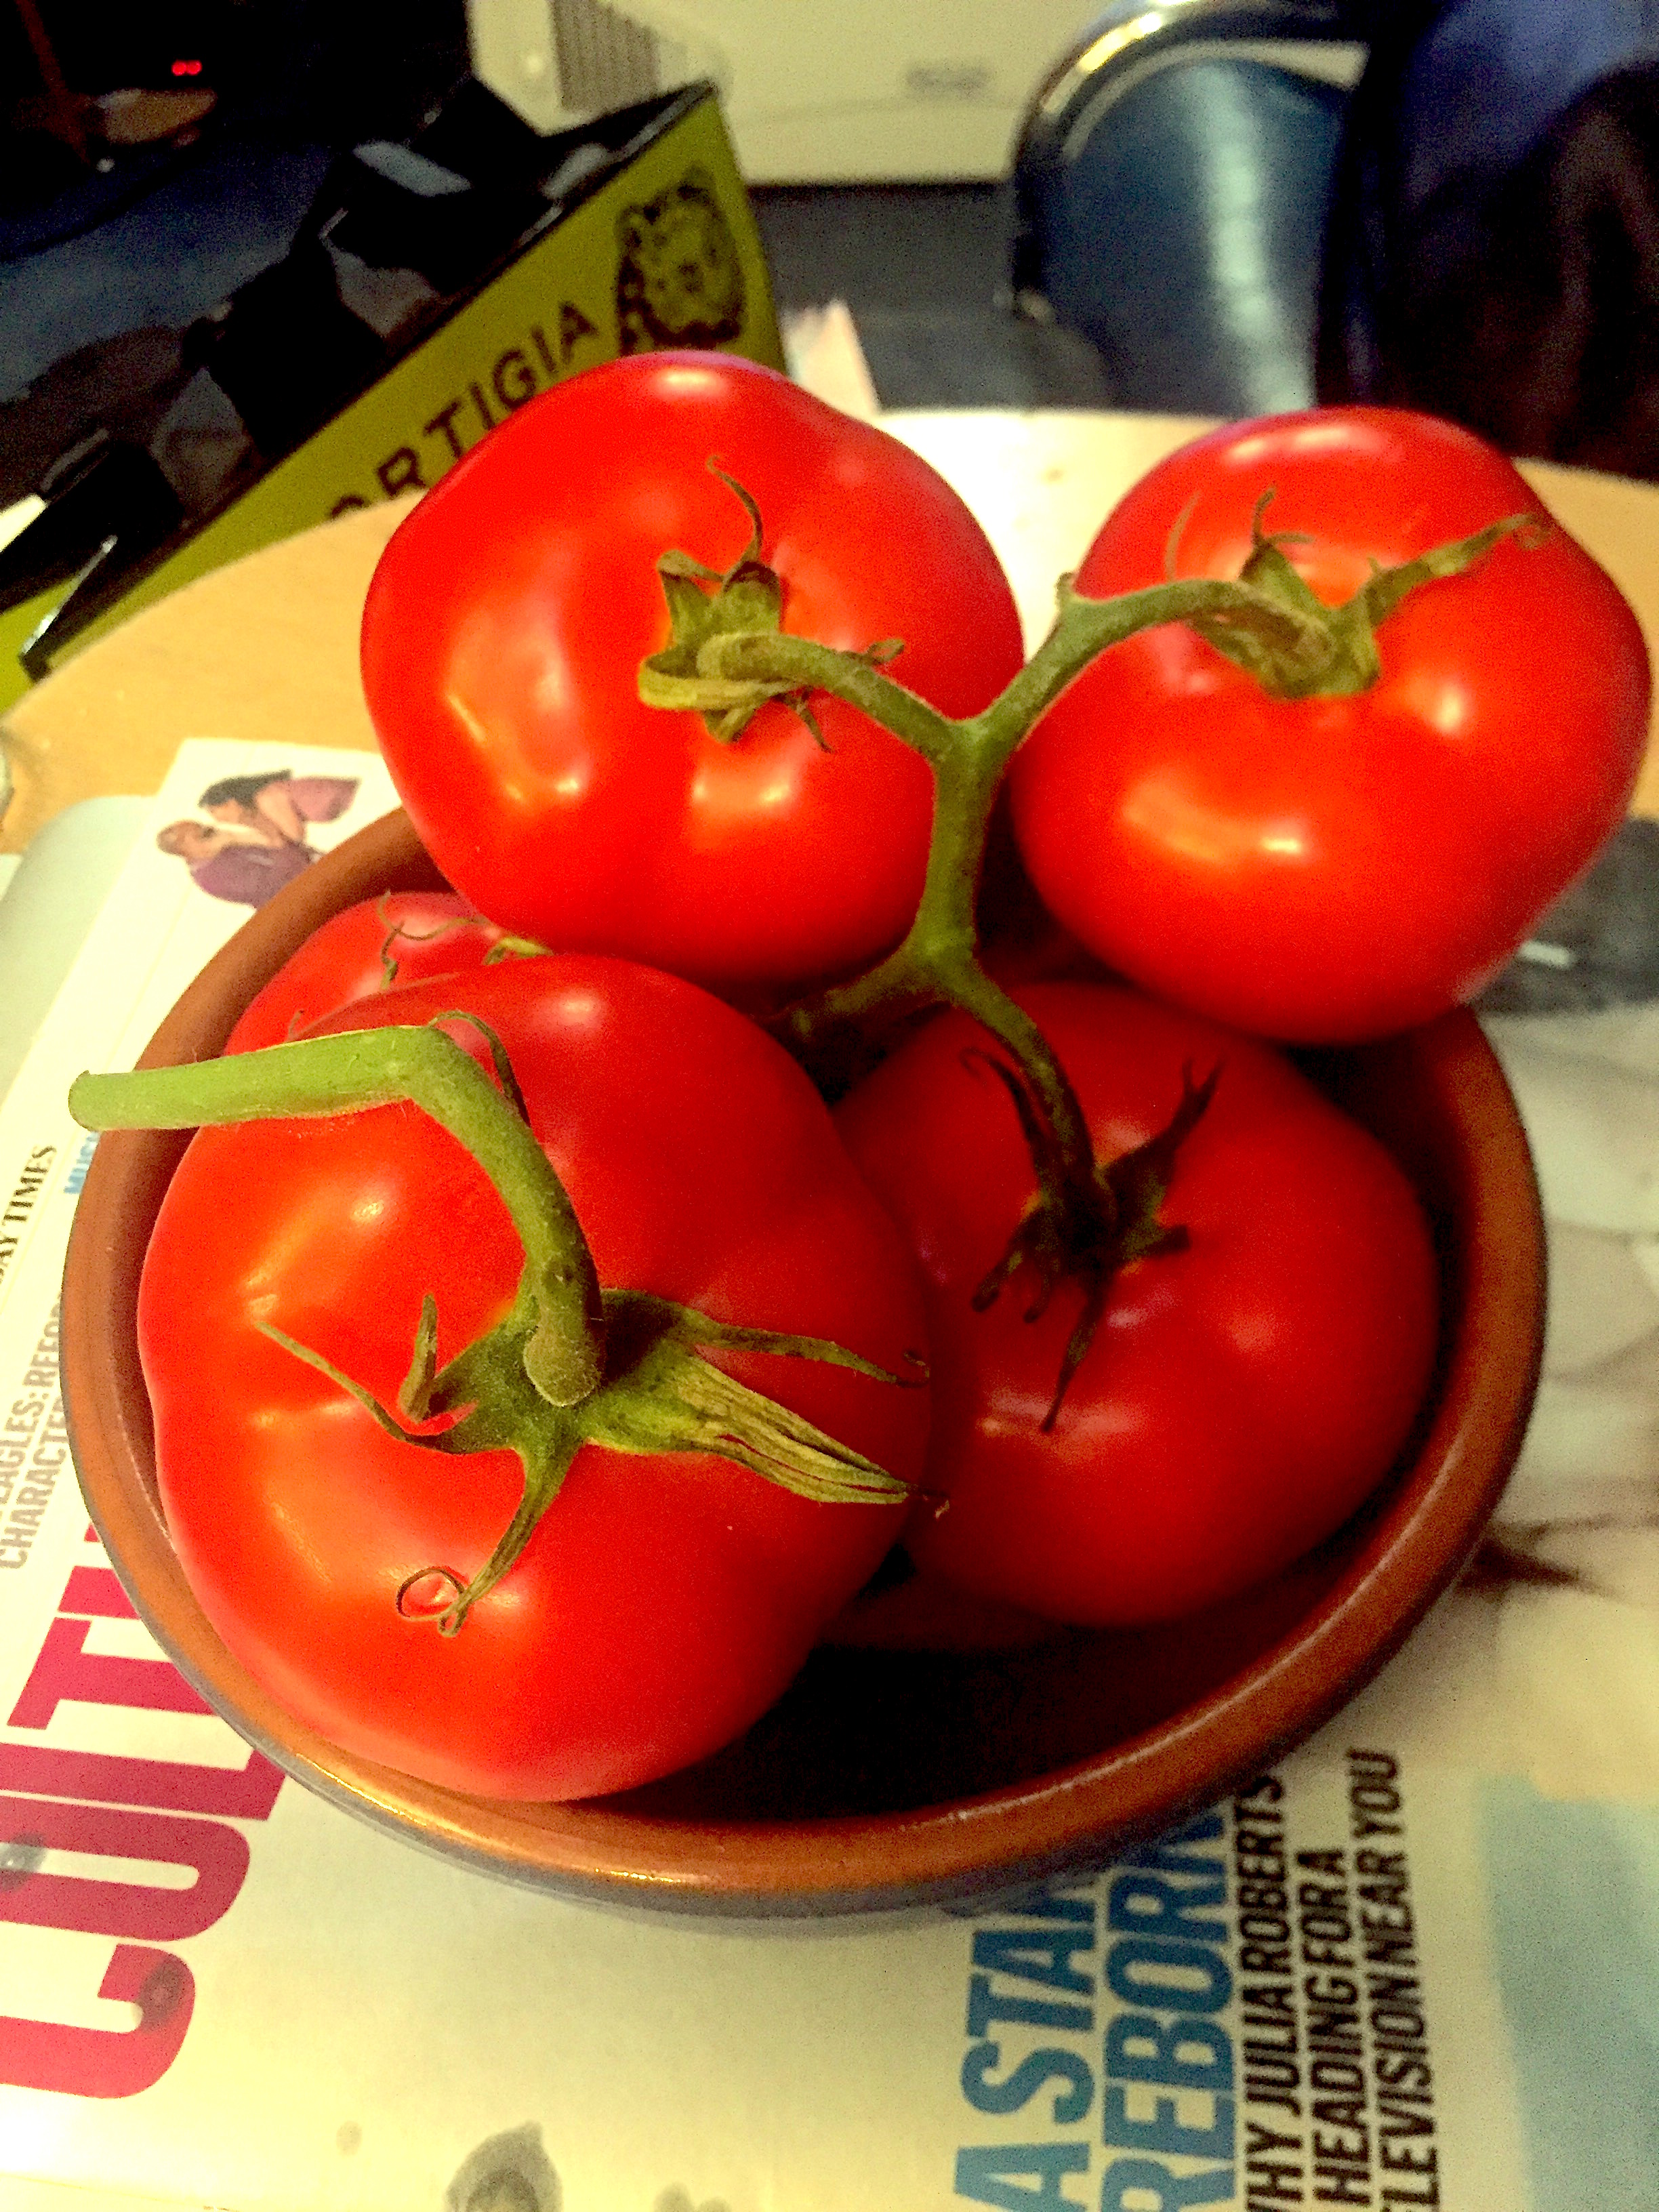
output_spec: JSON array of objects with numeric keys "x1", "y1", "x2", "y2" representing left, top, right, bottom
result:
[
  {"x1": 968, "y1": 1052, "x2": 1221, "y2": 1428},
  {"x1": 70, "y1": 1021, "x2": 917, "y2": 1635},
  {"x1": 1185, "y1": 497, "x2": 1543, "y2": 699},
  {"x1": 270, "y1": 1284, "x2": 915, "y2": 1633},
  {"x1": 636, "y1": 464, "x2": 904, "y2": 744}
]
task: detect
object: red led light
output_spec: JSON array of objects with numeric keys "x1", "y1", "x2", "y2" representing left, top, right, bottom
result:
[{"x1": 171, "y1": 58, "x2": 203, "y2": 77}]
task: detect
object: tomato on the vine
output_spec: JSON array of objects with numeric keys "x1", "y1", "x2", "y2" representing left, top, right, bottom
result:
[
  {"x1": 836, "y1": 981, "x2": 1439, "y2": 1626},
  {"x1": 1008, "y1": 407, "x2": 1650, "y2": 1042},
  {"x1": 361, "y1": 353, "x2": 1025, "y2": 994},
  {"x1": 224, "y1": 893, "x2": 524, "y2": 1052},
  {"x1": 139, "y1": 957, "x2": 928, "y2": 1800}
]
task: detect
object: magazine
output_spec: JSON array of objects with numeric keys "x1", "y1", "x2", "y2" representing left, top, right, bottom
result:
[{"x1": 0, "y1": 741, "x2": 1654, "y2": 2212}]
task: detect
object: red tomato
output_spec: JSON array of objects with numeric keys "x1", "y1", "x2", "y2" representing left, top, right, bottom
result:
[
  {"x1": 836, "y1": 982, "x2": 1439, "y2": 1626},
  {"x1": 1008, "y1": 408, "x2": 1650, "y2": 1042},
  {"x1": 361, "y1": 353, "x2": 1025, "y2": 993},
  {"x1": 140, "y1": 958, "x2": 928, "y2": 1799},
  {"x1": 224, "y1": 893, "x2": 519, "y2": 1052}
]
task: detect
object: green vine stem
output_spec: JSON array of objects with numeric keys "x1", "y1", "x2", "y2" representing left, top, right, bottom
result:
[
  {"x1": 70, "y1": 1020, "x2": 915, "y2": 1630},
  {"x1": 638, "y1": 487, "x2": 1537, "y2": 1412},
  {"x1": 71, "y1": 1021, "x2": 606, "y2": 1408}
]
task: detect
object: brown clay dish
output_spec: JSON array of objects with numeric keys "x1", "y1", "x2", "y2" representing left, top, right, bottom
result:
[{"x1": 61, "y1": 809, "x2": 1544, "y2": 1916}]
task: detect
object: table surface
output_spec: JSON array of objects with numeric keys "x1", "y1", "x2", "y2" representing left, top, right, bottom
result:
[{"x1": 3, "y1": 407, "x2": 1658, "y2": 852}]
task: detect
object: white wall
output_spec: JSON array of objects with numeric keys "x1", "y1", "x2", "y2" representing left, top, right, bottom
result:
[{"x1": 469, "y1": 0, "x2": 1103, "y2": 180}]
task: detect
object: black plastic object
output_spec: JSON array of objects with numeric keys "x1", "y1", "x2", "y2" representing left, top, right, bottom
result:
[
  {"x1": 0, "y1": 79, "x2": 708, "y2": 678},
  {"x1": 0, "y1": 434, "x2": 184, "y2": 678},
  {"x1": 194, "y1": 239, "x2": 391, "y2": 455},
  {"x1": 325, "y1": 140, "x2": 548, "y2": 297}
]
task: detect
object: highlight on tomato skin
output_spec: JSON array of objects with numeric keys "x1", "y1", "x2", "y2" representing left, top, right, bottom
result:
[
  {"x1": 359, "y1": 351, "x2": 1027, "y2": 997},
  {"x1": 1007, "y1": 407, "x2": 1652, "y2": 1044},
  {"x1": 133, "y1": 956, "x2": 932, "y2": 1803},
  {"x1": 835, "y1": 979, "x2": 1441, "y2": 1629}
]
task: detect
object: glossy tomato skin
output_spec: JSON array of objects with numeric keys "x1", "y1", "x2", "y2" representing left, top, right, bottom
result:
[
  {"x1": 140, "y1": 958, "x2": 928, "y2": 1800},
  {"x1": 361, "y1": 354, "x2": 1025, "y2": 994},
  {"x1": 1008, "y1": 408, "x2": 1651, "y2": 1042},
  {"x1": 836, "y1": 983, "x2": 1439, "y2": 1626},
  {"x1": 224, "y1": 894, "x2": 514, "y2": 1052}
]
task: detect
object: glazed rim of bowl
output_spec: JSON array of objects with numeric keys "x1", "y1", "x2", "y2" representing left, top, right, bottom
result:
[{"x1": 61, "y1": 809, "x2": 1544, "y2": 1916}]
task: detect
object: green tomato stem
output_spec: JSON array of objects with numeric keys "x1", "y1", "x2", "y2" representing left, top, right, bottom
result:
[
  {"x1": 637, "y1": 483, "x2": 1542, "y2": 1418},
  {"x1": 69, "y1": 1021, "x2": 606, "y2": 1409},
  {"x1": 704, "y1": 574, "x2": 1300, "y2": 1157},
  {"x1": 70, "y1": 1024, "x2": 920, "y2": 1629},
  {"x1": 676, "y1": 576, "x2": 1325, "y2": 1380}
]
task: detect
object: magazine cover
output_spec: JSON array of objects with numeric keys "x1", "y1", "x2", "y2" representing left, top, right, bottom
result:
[{"x1": 0, "y1": 743, "x2": 1655, "y2": 2211}]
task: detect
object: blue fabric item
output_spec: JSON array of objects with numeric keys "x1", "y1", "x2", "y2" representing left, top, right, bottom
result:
[
  {"x1": 1323, "y1": 0, "x2": 1659, "y2": 413},
  {"x1": 1395, "y1": 0, "x2": 1658, "y2": 208}
]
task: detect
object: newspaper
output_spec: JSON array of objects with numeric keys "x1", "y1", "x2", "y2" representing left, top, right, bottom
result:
[{"x1": 0, "y1": 741, "x2": 1656, "y2": 2212}]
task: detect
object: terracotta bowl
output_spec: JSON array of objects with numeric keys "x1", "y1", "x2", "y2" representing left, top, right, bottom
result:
[{"x1": 62, "y1": 811, "x2": 1544, "y2": 1917}]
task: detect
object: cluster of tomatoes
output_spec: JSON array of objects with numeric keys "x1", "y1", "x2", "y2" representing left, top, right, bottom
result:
[{"x1": 113, "y1": 356, "x2": 1650, "y2": 1803}]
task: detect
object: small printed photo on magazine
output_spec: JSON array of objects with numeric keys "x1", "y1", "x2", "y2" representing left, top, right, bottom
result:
[{"x1": 154, "y1": 766, "x2": 364, "y2": 909}]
